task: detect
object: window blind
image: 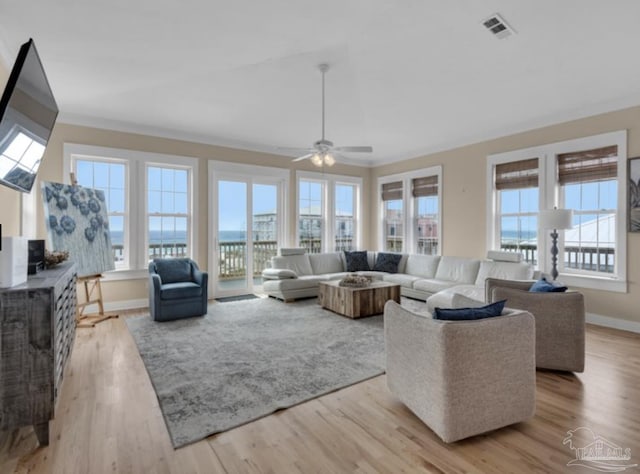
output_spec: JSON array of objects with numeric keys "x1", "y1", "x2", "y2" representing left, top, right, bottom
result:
[
  {"x1": 381, "y1": 181, "x2": 403, "y2": 201},
  {"x1": 557, "y1": 145, "x2": 618, "y2": 185},
  {"x1": 412, "y1": 176, "x2": 438, "y2": 197},
  {"x1": 495, "y1": 158, "x2": 538, "y2": 190}
]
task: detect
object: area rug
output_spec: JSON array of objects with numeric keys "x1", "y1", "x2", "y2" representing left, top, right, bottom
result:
[
  {"x1": 214, "y1": 294, "x2": 259, "y2": 303},
  {"x1": 125, "y1": 298, "x2": 386, "y2": 448}
]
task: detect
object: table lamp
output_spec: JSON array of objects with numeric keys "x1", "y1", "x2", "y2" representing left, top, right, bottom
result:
[{"x1": 538, "y1": 208, "x2": 573, "y2": 280}]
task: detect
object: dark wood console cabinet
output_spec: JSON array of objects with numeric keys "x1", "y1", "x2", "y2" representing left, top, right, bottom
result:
[{"x1": 0, "y1": 263, "x2": 77, "y2": 445}]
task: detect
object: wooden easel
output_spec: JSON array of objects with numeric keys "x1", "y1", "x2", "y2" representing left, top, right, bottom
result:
[
  {"x1": 68, "y1": 172, "x2": 118, "y2": 328},
  {"x1": 76, "y1": 274, "x2": 119, "y2": 328}
]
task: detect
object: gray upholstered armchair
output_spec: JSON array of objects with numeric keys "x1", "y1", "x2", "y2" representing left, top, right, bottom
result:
[
  {"x1": 384, "y1": 300, "x2": 536, "y2": 443},
  {"x1": 148, "y1": 258, "x2": 208, "y2": 322},
  {"x1": 485, "y1": 278, "x2": 585, "y2": 372}
]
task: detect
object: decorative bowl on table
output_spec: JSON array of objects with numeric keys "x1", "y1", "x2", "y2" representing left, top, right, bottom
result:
[
  {"x1": 339, "y1": 274, "x2": 372, "y2": 288},
  {"x1": 44, "y1": 250, "x2": 69, "y2": 268}
]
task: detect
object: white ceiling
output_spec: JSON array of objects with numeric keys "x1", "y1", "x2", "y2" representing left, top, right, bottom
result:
[{"x1": 2, "y1": 1, "x2": 640, "y2": 166}]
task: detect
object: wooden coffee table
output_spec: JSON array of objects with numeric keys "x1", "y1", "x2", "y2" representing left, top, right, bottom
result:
[{"x1": 318, "y1": 280, "x2": 401, "y2": 319}]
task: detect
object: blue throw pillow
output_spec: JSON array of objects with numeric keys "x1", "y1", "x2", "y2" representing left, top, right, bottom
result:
[
  {"x1": 433, "y1": 300, "x2": 507, "y2": 321},
  {"x1": 529, "y1": 277, "x2": 568, "y2": 292},
  {"x1": 373, "y1": 252, "x2": 403, "y2": 273},
  {"x1": 344, "y1": 251, "x2": 370, "y2": 272}
]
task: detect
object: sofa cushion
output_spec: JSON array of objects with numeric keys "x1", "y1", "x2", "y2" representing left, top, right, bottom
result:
[
  {"x1": 344, "y1": 251, "x2": 370, "y2": 272},
  {"x1": 160, "y1": 281, "x2": 202, "y2": 300},
  {"x1": 262, "y1": 268, "x2": 298, "y2": 279},
  {"x1": 412, "y1": 279, "x2": 458, "y2": 294},
  {"x1": 404, "y1": 254, "x2": 441, "y2": 279},
  {"x1": 474, "y1": 261, "x2": 533, "y2": 286},
  {"x1": 271, "y1": 254, "x2": 313, "y2": 276},
  {"x1": 154, "y1": 259, "x2": 192, "y2": 283},
  {"x1": 355, "y1": 270, "x2": 387, "y2": 280},
  {"x1": 263, "y1": 275, "x2": 326, "y2": 292},
  {"x1": 280, "y1": 248, "x2": 307, "y2": 256},
  {"x1": 326, "y1": 272, "x2": 350, "y2": 281},
  {"x1": 383, "y1": 273, "x2": 421, "y2": 289},
  {"x1": 373, "y1": 252, "x2": 403, "y2": 273},
  {"x1": 487, "y1": 250, "x2": 523, "y2": 262},
  {"x1": 433, "y1": 300, "x2": 506, "y2": 321},
  {"x1": 309, "y1": 252, "x2": 344, "y2": 275},
  {"x1": 434, "y1": 256, "x2": 480, "y2": 284},
  {"x1": 427, "y1": 290, "x2": 486, "y2": 313}
]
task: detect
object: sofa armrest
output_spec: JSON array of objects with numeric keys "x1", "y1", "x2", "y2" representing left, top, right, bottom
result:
[
  {"x1": 485, "y1": 277, "x2": 533, "y2": 302},
  {"x1": 192, "y1": 267, "x2": 208, "y2": 287}
]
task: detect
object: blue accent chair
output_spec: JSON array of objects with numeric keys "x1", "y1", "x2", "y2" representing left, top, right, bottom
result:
[{"x1": 148, "y1": 258, "x2": 208, "y2": 321}]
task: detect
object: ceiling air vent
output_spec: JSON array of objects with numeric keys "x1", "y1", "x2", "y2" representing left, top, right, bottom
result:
[{"x1": 482, "y1": 13, "x2": 516, "y2": 39}]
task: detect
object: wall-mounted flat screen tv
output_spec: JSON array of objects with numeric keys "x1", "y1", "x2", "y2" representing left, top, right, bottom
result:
[{"x1": 0, "y1": 38, "x2": 58, "y2": 193}]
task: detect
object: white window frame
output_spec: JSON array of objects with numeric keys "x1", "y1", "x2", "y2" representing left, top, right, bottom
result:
[
  {"x1": 64, "y1": 143, "x2": 199, "y2": 280},
  {"x1": 144, "y1": 162, "x2": 193, "y2": 263},
  {"x1": 377, "y1": 165, "x2": 443, "y2": 254},
  {"x1": 487, "y1": 130, "x2": 627, "y2": 293},
  {"x1": 296, "y1": 171, "x2": 363, "y2": 252}
]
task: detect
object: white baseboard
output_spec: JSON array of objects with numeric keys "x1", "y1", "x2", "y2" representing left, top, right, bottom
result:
[
  {"x1": 586, "y1": 312, "x2": 640, "y2": 334},
  {"x1": 82, "y1": 298, "x2": 148, "y2": 314}
]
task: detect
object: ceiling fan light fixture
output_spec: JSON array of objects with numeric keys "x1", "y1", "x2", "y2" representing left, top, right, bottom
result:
[
  {"x1": 324, "y1": 153, "x2": 335, "y2": 166},
  {"x1": 288, "y1": 63, "x2": 373, "y2": 166},
  {"x1": 311, "y1": 154, "x2": 323, "y2": 167}
]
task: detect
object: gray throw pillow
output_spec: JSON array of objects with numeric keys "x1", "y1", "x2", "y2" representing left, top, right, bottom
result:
[
  {"x1": 344, "y1": 251, "x2": 370, "y2": 272},
  {"x1": 373, "y1": 252, "x2": 402, "y2": 273}
]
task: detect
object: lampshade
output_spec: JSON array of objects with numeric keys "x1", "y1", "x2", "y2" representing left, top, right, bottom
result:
[
  {"x1": 310, "y1": 154, "x2": 323, "y2": 167},
  {"x1": 538, "y1": 208, "x2": 573, "y2": 230},
  {"x1": 323, "y1": 153, "x2": 335, "y2": 166}
]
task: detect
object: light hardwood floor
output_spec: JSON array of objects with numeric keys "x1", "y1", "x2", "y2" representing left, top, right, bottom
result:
[{"x1": 2, "y1": 308, "x2": 639, "y2": 474}]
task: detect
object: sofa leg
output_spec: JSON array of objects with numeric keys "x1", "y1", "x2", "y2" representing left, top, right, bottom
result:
[{"x1": 283, "y1": 298, "x2": 296, "y2": 303}]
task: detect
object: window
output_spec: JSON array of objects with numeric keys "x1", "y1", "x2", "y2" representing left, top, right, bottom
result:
[
  {"x1": 379, "y1": 166, "x2": 442, "y2": 255},
  {"x1": 335, "y1": 183, "x2": 356, "y2": 251},
  {"x1": 412, "y1": 176, "x2": 439, "y2": 255},
  {"x1": 75, "y1": 158, "x2": 127, "y2": 267},
  {"x1": 65, "y1": 144, "x2": 198, "y2": 275},
  {"x1": 494, "y1": 158, "x2": 539, "y2": 264},
  {"x1": 558, "y1": 146, "x2": 617, "y2": 275},
  {"x1": 297, "y1": 172, "x2": 362, "y2": 253},
  {"x1": 487, "y1": 131, "x2": 627, "y2": 292},
  {"x1": 298, "y1": 179, "x2": 324, "y2": 253},
  {"x1": 147, "y1": 166, "x2": 190, "y2": 260},
  {"x1": 382, "y1": 181, "x2": 403, "y2": 252}
]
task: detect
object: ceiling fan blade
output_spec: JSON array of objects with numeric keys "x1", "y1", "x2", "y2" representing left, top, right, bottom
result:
[
  {"x1": 292, "y1": 153, "x2": 315, "y2": 162},
  {"x1": 334, "y1": 146, "x2": 373, "y2": 153}
]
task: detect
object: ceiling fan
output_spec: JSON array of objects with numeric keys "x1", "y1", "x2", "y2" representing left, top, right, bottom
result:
[{"x1": 285, "y1": 63, "x2": 373, "y2": 167}]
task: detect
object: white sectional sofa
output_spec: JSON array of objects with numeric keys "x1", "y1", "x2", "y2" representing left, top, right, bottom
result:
[{"x1": 262, "y1": 249, "x2": 533, "y2": 304}]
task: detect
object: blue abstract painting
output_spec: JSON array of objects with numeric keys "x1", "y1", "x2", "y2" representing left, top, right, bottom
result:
[{"x1": 42, "y1": 181, "x2": 115, "y2": 277}]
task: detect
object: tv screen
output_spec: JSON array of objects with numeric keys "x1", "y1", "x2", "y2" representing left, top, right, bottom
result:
[{"x1": 0, "y1": 38, "x2": 58, "y2": 193}]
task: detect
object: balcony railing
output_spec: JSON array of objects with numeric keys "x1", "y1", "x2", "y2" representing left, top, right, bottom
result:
[
  {"x1": 299, "y1": 238, "x2": 354, "y2": 254},
  {"x1": 500, "y1": 243, "x2": 614, "y2": 273},
  {"x1": 112, "y1": 243, "x2": 188, "y2": 262}
]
